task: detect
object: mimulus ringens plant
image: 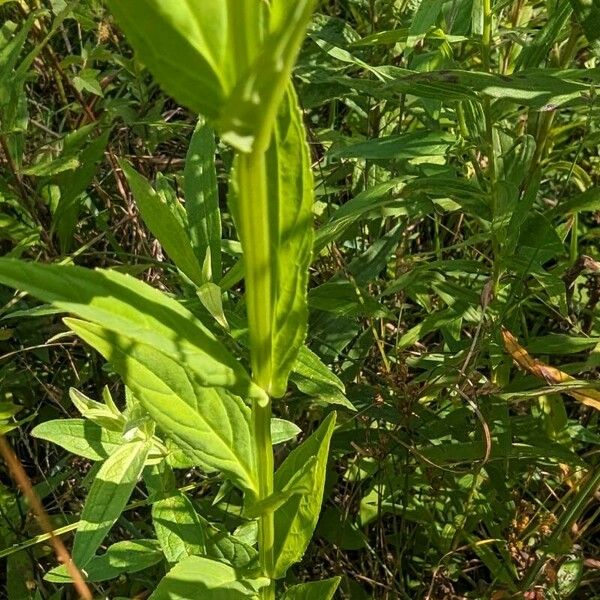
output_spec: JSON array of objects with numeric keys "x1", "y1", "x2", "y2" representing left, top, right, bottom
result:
[{"x1": 0, "y1": 1, "x2": 340, "y2": 599}]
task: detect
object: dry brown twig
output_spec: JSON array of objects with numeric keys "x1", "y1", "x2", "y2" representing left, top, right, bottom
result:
[{"x1": 0, "y1": 434, "x2": 92, "y2": 600}]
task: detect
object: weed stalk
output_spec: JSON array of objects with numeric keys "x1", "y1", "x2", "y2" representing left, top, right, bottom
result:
[{"x1": 237, "y1": 150, "x2": 276, "y2": 599}]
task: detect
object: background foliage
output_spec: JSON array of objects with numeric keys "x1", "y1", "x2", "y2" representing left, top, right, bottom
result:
[{"x1": 1, "y1": 0, "x2": 600, "y2": 598}]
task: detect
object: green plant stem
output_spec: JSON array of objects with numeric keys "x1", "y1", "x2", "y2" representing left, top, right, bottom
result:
[
  {"x1": 237, "y1": 150, "x2": 276, "y2": 598},
  {"x1": 570, "y1": 213, "x2": 579, "y2": 264},
  {"x1": 253, "y1": 398, "x2": 275, "y2": 599},
  {"x1": 237, "y1": 152, "x2": 274, "y2": 393},
  {"x1": 481, "y1": 0, "x2": 501, "y2": 296}
]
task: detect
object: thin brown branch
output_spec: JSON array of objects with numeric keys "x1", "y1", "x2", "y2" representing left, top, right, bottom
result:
[{"x1": 0, "y1": 435, "x2": 92, "y2": 600}]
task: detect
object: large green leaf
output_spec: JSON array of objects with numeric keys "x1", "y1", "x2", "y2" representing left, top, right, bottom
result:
[
  {"x1": 66, "y1": 317, "x2": 258, "y2": 496},
  {"x1": 184, "y1": 119, "x2": 221, "y2": 280},
  {"x1": 0, "y1": 259, "x2": 259, "y2": 399},
  {"x1": 0, "y1": 260, "x2": 261, "y2": 493},
  {"x1": 121, "y1": 161, "x2": 205, "y2": 286},
  {"x1": 231, "y1": 87, "x2": 314, "y2": 397},
  {"x1": 149, "y1": 555, "x2": 268, "y2": 600},
  {"x1": 273, "y1": 412, "x2": 337, "y2": 577},
  {"x1": 281, "y1": 578, "x2": 341, "y2": 600},
  {"x1": 105, "y1": 0, "x2": 317, "y2": 153},
  {"x1": 72, "y1": 439, "x2": 150, "y2": 567}
]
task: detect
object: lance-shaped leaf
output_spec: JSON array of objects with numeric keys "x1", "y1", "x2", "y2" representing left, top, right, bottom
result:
[
  {"x1": 502, "y1": 328, "x2": 600, "y2": 412},
  {"x1": 0, "y1": 13, "x2": 35, "y2": 104},
  {"x1": 0, "y1": 259, "x2": 261, "y2": 401},
  {"x1": 104, "y1": 1, "x2": 237, "y2": 122},
  {"x1": 281, "y1": 578, "x2": 342, "y2": 600},
  {"x1": 272, "y1": 412, "x2": 336, "y2": 577},
  {"x1": 65, "y1": 318, "x2": 258, "y2": 496},
  {"x1": 386, "y1": 69, "x2": 596, "y2": 109},
  {"x1": 32, "y1": 419, "x2": 123, "y2": 461},
  {"x1": 515, "y1": 1, "x2": 572, "y2": 70},
  {"x1": 147, "y1": 463, "x2": 258, "y2": 568},
  {"x1": 231, "y1": 87, "x2": 314, "y2": 397},
  {"x1": 184, "y1": 118, "x2": 221, "y2": 280},
  {"x1": 271, "y1": 418, "x2": 301, "y2": 445},
  {"x1": 46, "y1": 540, "x2": 162, "y2": 583},
  {"x1": 149, "y1": 555, "x2": 269, "y2": 600},
  {"x1": 151, "y1": 488, "x2": 258, "y2": 571},
  {"x1": 105, "y1": 0, "x2": 317, "y2": 152},
  {"x1": 52, "y1": 127, "x2": 111, "y2": 253},
  {"x1": 291, "y1": 346, "x2": 356, "y2": 410},
  {"x1": 72, "y1": 439, "x2": 150, "y2": 567},
  {"x1": 121, "y1": 161, "x2": 205, "y2": 286}
]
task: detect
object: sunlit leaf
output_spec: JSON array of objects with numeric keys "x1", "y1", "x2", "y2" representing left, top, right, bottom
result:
[
  {"x1": 46, "y1": 540, "x2": 162, "y2": 583},
  {"x1": 184, "y1": 118, "x2": 221, "y2": 280},
  {"x1": 281, "y1": 577, "x2": 341, "y2": 600},
  {"x1": 149, "y1": 556, "x2": 269, "y2": 600},
  {"x1": 105, "y1": 0, "x2": 317, "y2": 153},
  {"x1": 121, "y1": 161, "x2": 205, "y2": 286},
  {"x1": 273, "y1": 412, "x2": 336, "y2": 577},
  {"x1": 66, "y1": 317, "x2": 259, "y2": 496},
  {"x1": 32, "y1": 419, "x2": 123, "y2": 461},
  {"x1": 72, "y1": 439, "x2": 151, "y2": 567}
]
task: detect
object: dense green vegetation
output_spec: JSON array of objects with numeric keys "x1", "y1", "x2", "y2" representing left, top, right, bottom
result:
[{"x1": 1, "y1": 1, "x2": 600, "y2": 598}]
